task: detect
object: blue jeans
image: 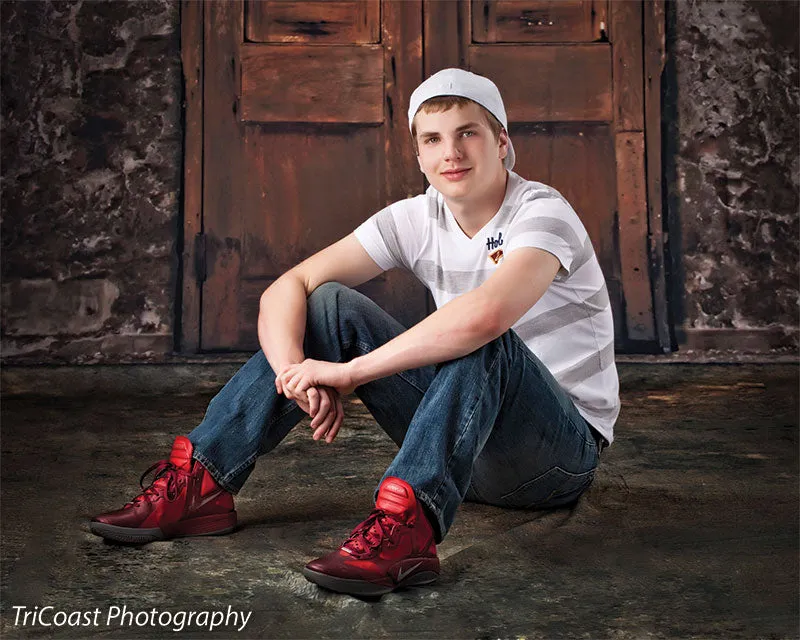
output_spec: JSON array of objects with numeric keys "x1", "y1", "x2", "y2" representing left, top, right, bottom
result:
[{"x1": 189, "y1": 282, "x2": 600, "y2": 541}]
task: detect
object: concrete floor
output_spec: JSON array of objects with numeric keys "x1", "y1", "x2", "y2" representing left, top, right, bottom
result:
[{"x1": 1, "y1": 363, "x2": 797, "y2": 639}]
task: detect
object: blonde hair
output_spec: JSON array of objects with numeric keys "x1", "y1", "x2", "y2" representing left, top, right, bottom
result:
[{"x1": 410, "y1": 96, "x2": 504, "y2": 154}]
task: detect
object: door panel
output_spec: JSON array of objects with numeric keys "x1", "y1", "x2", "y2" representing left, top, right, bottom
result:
[
  {"x1": 470, "y1": 45, "x2": 612, "y2": 122},
  {"x1": 246, "y1": 1, "x2": 380, "y2": 44},
  {"x1": 239, "y1": 45, "x2": 385, "y2": 123},
  {"x1": 240, "y1": 128, "x2": 383, "y2": 279},
  {"x1": 472, "y1": 0, "x2": 608, "y2": 43}
]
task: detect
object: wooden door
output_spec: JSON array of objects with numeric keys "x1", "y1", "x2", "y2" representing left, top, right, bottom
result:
[
  {"x1": 181, "y1": 0, "x2": 667, "y2": 353},
  {"x1": 192, "y1": 0, "x2": 427, "y2": 351}
]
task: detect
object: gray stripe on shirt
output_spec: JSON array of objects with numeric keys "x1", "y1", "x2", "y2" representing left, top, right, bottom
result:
[
  {"x1": 416, "y1": 259, "x2": 492, "y2": 293},
  {"x1": 374, "y1": 206, "x2": 407, "y2": 270},
  {"x1": 518, "y1": 189, "x2": 567, "y2": 207},
  {"x1": 553, "y1": 340, "x2": 615, "y2": 388},
  {"x1": 511, "y1": 216, "x2": 583, "y2": 255},
  {"x1": 570, "y1": 235, "x2": 596, "y2": 274},
  {"x1": 515, "y1": 285, "x2": 610, "y2": 340},
  {"x1": 427, "y1": 193, "x2": 448, "y2": 231}
]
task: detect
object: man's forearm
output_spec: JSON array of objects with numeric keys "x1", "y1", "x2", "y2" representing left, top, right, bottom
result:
[
  {"x1": 258, "y1": 274, "x2": 308, "y2": 373},
  {"x1": 349, "y1": 289, "x2": 497, "y2": 387}
]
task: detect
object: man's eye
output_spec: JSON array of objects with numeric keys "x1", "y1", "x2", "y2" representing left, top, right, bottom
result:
[
  {"x1": 425, "y1": 137, "x2": 439, "y2": 144},
  {"x1": 462, "y1": 130, "x2": 475, "y2": 137}
]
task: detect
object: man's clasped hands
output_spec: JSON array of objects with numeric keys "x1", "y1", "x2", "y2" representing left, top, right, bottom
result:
[{"x1": 274, "y1": 359, "x2": 358, "y2": 444}]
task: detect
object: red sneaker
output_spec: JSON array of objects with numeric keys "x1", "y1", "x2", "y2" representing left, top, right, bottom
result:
[
  {"x1": 303, "y1": 477, "x2": 440, "y2": 596},
  {"x1": 90, "y1": 436, "x2": 237, "y2": 544}
]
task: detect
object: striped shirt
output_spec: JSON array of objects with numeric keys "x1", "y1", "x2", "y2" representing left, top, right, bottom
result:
[{"x1": 354, "y1": 170, "x2": 620, "y2": 442}]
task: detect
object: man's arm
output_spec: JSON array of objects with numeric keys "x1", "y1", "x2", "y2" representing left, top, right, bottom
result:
[
  {"x1": 257, "y1": 273, "x2": 308, "y2": 375},
  {"x1": 348, "y1": 247, "x2": 560, "y2": 387},
  {"x1": 258, "y1": 232, "x2": 384, "y2": 375}
]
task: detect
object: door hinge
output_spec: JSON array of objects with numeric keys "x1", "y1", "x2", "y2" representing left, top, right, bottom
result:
[{"x1": 194, "y1": 232, "x2": 207, "y2": 283}]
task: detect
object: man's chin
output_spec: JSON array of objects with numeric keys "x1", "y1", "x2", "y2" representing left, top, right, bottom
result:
[{"x1": 432, "y1": 177, "x2": 471, "y2": 195}]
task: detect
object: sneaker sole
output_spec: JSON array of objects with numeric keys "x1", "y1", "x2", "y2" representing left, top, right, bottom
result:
[
  {"x1": 90, "y1": 512, "x2": 237, "y2": 544},
  {"x1": 302, "y1": 567, "x2": 439, "y2": 597}
]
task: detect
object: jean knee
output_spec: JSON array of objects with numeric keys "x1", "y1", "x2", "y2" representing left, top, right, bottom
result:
[
  {"x1": 305, "y1": 283, "x2": 368, "y2": 358},
  {"x1": 478, "y1": 330, "x2": 517, "y2": 359},
  {"x1": 307, "y1": 281, "x2": 346, "y2": 313},
  {"x1": 307, "y1": 282, "x2": 361, "y2": 331}
]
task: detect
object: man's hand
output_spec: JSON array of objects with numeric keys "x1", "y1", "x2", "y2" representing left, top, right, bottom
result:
[
  {"x1": 276, "y1": 359, "x2": 357, "y2": 398},
  {"x1": 276, "y1": 360, "x2": 354, "y2": 443},
  {"x1": 275, "y1": 369, "x2": 345, "y2": 443},
  {"x1": 305, "y1": 386, "x2": 345, "y2": 443}
]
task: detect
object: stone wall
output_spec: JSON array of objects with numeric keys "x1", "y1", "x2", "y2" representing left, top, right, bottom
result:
[
  {"x1": 1, "y1": 0, "x2": 797, "y2": 363},
  {"x1": 668, "y1": 0, "x2": 799, "y2": 350},
  {"x1": 1, "y1": 0, "x2": 181, "y2": 363}
]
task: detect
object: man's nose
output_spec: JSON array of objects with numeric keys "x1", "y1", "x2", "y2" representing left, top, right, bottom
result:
[{"x1": 443, "y1": 136, "x2": 463, "y2": 160}]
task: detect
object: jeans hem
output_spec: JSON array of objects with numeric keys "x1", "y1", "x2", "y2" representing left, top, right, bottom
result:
[
  {"x1": 191, "y1": 450, "x2": 241, "y2": 495},
  {"x1": 410, "y1": 486, "x2": 447, "y2": 544}
]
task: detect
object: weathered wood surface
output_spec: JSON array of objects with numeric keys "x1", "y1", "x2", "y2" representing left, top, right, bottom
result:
[
  {"x1": 246, "y1": 0, "x2": 380, "y2": 44},
  {"x1": 616, "y1": 131, "x2": 655, "y2": 341},
  {"x1": 240, "y1": 45, "x2": 385, "y2": 123},
  {"x1": 612, "y1": 0, "x2": 644, "y2": 132},
  {"x1": 470, "y1": 44, "x2": 613, "y2": 123},
  {"x1": 644, "y1": 0, "x2": 670, "y2": 352},
  {"x1": 472, "y1": 0, "x2": 608, "y2": 43},
  {"x1": 611, "y1": 0, "x2": 654, "y2": 342},
  {"x1": 424, "y1": 0, "x2": 467, "y2": 75},
  {"x1": 192, "y1": 0, "x2": 664, "y2": 352},
  {"x1": 180, "y1": 0, "x2": 204, "y2": 352},
  {"x1": 202, "y1": 0, "x2": 245, "y2": 349}
]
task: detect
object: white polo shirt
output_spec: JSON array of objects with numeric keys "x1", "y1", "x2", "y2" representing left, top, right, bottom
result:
[{"x1": 354, "y1": 170, "x2": 620, "y2": 442}]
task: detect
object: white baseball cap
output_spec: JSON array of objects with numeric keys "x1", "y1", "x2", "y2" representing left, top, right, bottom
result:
[{"x1": 408, "y1": 68, "x2": 515, "y2": 170}]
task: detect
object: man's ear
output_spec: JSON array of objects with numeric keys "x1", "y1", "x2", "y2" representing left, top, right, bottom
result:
[
  {"x1": 498, "y1": 129, "x2": 509, "y2": 162},
  {"x1": 417, "y1": 153, "x2": 424, "y2": 173}
]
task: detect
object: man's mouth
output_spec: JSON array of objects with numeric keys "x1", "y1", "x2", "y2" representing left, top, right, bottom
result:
[{"x1": 441, "y1": 168, "x2": 471, "y2": 180}]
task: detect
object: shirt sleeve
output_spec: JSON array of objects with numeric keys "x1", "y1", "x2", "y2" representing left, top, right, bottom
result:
[
  {"x1": 353, "y1": 201, "x2": 417, "y2": 272},
  {"x1": 504, "y1": 197, "x2": 588, "y2": 278}
]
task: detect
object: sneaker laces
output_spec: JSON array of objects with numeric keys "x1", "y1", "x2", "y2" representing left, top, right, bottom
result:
[
  {"x1": 343, "y1": 509, "x2": 410, "y2": 557},
  {"x1": 125, "y1": 460, "x2": 188, "y2": 507}
]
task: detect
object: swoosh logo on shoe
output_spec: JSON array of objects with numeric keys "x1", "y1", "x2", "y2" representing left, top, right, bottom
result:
[
  {"x1": 396, "y1": 561, "x2": 423, "y2": 582},
  {"x1": 188, "y1": 488, "x2": 223, "y2": 513}
]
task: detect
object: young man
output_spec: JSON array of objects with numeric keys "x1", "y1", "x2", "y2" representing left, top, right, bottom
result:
[{"x1": 91, "y1": 69, "x2": 619, "y2": 597}]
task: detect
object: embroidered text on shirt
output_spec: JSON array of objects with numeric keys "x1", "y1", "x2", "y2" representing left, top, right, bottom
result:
[{"x1": 486, "y1": 231, "x2": 504, "y2": 251}]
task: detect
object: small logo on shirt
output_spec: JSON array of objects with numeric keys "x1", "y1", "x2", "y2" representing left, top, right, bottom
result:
[
  {"x1": 486, "y1": 231, "x2": 504, "y2": 252},
  {"x1": 487, "y1": 231, "x2": 504, "y2": 264}
]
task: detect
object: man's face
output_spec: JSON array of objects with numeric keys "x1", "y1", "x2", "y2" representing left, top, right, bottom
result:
[{"x1": 413, "y1": 101, "x2": 508, "y2": 202}]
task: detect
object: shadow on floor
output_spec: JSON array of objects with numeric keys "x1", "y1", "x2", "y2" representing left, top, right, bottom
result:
[{"x1": 1, "y1": 364, "x2": 798, "y2": 638}]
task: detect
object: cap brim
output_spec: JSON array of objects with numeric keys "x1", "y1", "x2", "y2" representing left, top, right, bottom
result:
[{"x1": 504, "y1": 138, "x2": 516, "y2": 170}]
